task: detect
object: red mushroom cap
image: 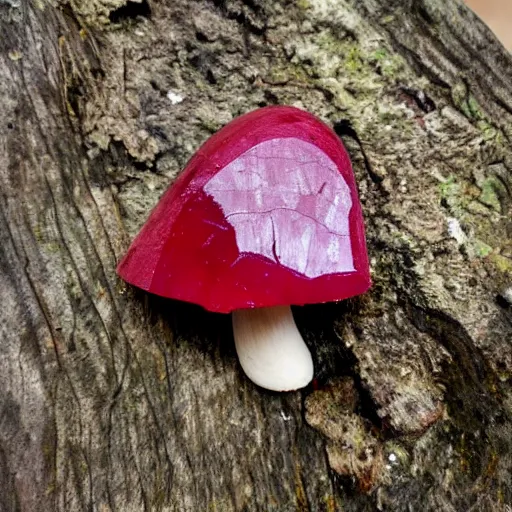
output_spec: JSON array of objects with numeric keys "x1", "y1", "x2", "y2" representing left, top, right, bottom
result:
[{"x1": 117, "y1": 106, "x2": 371, "y2": 313}]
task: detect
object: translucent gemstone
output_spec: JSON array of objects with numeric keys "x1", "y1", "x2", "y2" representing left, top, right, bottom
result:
[{"x1": 117, "y1": 106, "x2": 371, "y2": 313}]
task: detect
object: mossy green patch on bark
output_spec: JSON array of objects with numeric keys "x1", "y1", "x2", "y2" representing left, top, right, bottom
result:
[{"x1": 479, "y1": 176, "x2": 507, "y2": 213}]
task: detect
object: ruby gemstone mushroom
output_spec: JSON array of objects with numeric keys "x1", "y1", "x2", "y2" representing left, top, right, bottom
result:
[{"x1": 117, "y1": 106, "x2": 371, "y2": 391}]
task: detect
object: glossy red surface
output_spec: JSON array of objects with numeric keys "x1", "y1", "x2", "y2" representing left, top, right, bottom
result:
[{"x1": 117, "y1": 106, "x2": 371, "y2": 313}]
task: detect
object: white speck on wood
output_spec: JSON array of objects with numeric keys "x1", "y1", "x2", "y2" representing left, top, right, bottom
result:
[
  {"x1": 167, "y1": 90, "x2": 184, "y2": 104},
  {"x1": 447, "y1": 217, "x2": 466, "y2": 244}
]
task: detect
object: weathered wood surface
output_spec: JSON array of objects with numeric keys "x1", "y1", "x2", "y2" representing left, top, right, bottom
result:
[{"x1": 1, "y1": 0, "x2": 511, "y2": 510}]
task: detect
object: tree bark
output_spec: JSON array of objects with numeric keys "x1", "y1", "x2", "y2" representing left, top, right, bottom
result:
[{"x1": 1, "y1": 0, "x2": 511, "y2": 510}]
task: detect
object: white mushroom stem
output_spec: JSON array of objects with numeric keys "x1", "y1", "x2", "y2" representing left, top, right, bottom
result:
[{"x1": 232, "y1": 305, "x2": 314, "y2": 391}]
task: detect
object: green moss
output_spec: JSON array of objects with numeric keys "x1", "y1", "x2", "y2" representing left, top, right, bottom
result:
[
  {"x1": 370, "y1": 48, "x2": 404, "y2": 77},
  {"x1": 344, "y1": 46, "x2": 364, "y2": 74},
  {"x1": 451, "y1": 82, "x2": 486, "y2": 122},
  {"x1": 372, "y1": 48, "x2": 388, "y2": 60},
  {"x1": 450, "y1": 80, "x2": 507, "y2": 146},
  {"x1": 437, "y1": 175, "x2": 508, "y2": 266},
  {"x1": 33, "y1": 224, "x2": 43, "y2": 242},
  {"x1": 438, "y1": 175, "x2": 487, "y2": 218},
  {"x1": 479, "y1": 177, "x2": 505, "y2": 213},
  {"x1": 316, "y1": 36, "x2": 362, "y2": 74},
  {"x1": 451, "y1": 82, "x2": 471, "y2": 118},
  {"x1": 472, "y1": 240, "x2": 493, "y2": 258},
  {"x1": 193, "y1": 78, "x2": 208, "y2": 92},
  {"x1": 492, "y1": 254, "x2": 512, "y2": 274},
  {"x1": 315, "y1": 78, "x2": 357, "y2": 108},
  {"x1": 266, "y1": 63, "x2": 308, "y2": 84},
  {"x1": 451, "y1": 82, "x2": 496, "y2": 136},
  {"x1": 466, "y1": 200, "x2": 491, "y2": 216},
  {"x1": 45, "y1": 242, "x2": 61, "y2": 253},
  {"x1": 267, "y1": 68, "x2": 290, "y2": 84},
  {"x1": 337, "y1": 43, "x2": 403, "y2": 80},
  {"x1": 467, "y1": 95, "x2": 484, "y2": 121},
  {"x1": 477, "y1": 120, "x2": 498, "y2": 141},
  {"x1": 439, "y1": 175, "x2": 460, "y2": 199},
  {"x1": 297, "y1": 0, "x2": 311, "y2": 9},
  {"x1": 199, "y1": 119, "x2": 220, "y2": 133}
]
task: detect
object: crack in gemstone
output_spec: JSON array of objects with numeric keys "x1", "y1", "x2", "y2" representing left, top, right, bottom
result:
[{"x1": 204, "y1": 137, "x2": 355, "y2": 278}]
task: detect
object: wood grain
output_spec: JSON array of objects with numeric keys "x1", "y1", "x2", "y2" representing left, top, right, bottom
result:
[{"x1": 0, "y1": 0, "x2": 511, "y2": 510}]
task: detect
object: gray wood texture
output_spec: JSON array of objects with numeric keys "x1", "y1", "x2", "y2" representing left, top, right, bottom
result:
[{"x1": 0, "y1": 0, "x2": 511, "y2": 510}]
